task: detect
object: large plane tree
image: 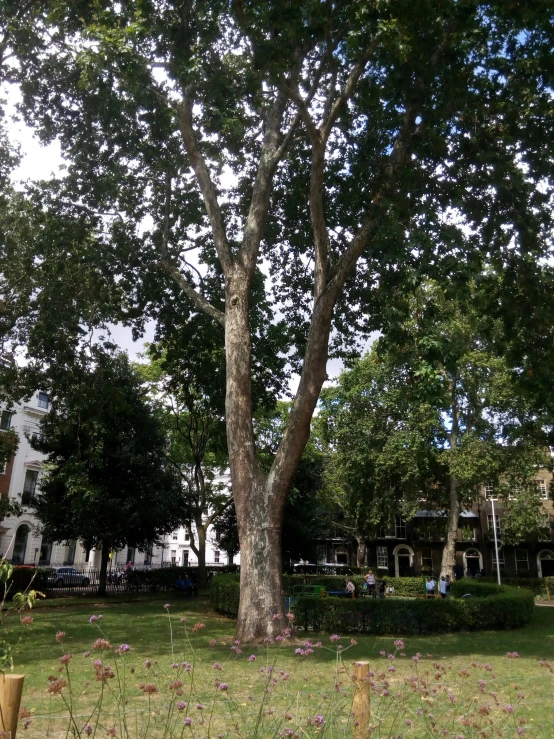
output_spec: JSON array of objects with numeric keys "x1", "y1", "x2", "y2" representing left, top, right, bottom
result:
[{"x1": 2, "y1": 1, "x2": 554, "y2": 637}]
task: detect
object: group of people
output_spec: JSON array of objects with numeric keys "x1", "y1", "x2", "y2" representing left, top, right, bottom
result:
[
  {"x1": 175, "y1": 574, "x2": 195, "y2": 596},
  {"x1": 425, "y1": 575, "x2": 451, "y2": 598}
]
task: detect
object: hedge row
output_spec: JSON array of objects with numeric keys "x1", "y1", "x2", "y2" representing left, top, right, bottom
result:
[
  {"x1": 294, "y1": 586, "x2": 534, "y2": 634},
  {"x1": 282, "y1": 574, "x2": 425, "y2": 597},
  {"x1": 210, "y1": 574, "x2": 240, "y2": 617},
  {"x1": 210, "y1": 575, "x2": 534, "y2": 633}
]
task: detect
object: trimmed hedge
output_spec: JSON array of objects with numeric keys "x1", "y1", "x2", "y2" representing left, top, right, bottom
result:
[
  {"x1": 210, "y1": 573, "x2": 240, "y2": 617},
  {"x1": 283, "y1": 575, "x2": 424, "y2": 598},
  {"x1": 294, "y1": 585, "x2": 534, "y2": 634},
  {"x1": 210, "y1": 575, "x2": 534, "y2": 633}
]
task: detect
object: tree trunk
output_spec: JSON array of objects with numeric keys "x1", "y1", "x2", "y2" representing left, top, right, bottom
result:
[
  {"x1": 196, "y1": 522, "x2": 207, "y2": 589},
  {"x1": 441, "y1": 477, "x2": 460, "y2": 578},
  {"x1": 441, "y1": 378, "x2": 459, "y2": 578},
  {"x1": 356, "y1": 536, "x2": 367, "y2": 568},
  {"x1": 226, "y1": 271, "x2": 334, "y2": 639},
  {"x1": 235, "y1": 479, "x2": 286, "y2": 641},
  {"x1": 97, "y1": 541, "x2": 110, "y2": 597}
]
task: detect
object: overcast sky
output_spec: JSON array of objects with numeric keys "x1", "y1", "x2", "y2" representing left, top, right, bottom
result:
[{"x1": 4, "y1": 82, "x2": 374, "y2": 391}]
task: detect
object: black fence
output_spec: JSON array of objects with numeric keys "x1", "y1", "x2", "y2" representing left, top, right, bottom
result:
[{"x1": 11, "y1": 564, "x2": 240, "y2": 599}]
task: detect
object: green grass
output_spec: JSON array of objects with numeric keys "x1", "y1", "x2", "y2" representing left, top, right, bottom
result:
[{"x1": 5, "y1": 598, "x2": 554, "y2": 737}]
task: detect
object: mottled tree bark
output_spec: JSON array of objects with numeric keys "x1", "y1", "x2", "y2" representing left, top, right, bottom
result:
[
  {"x1": 441, "y1": 380, "x2": 459, "y2": 578},
  {"x1": 97, "y1": 541, "x2": 110, "y2": 597},
  {"x1": 356, "y1": 536, "x2": 367, "y2": 568}
]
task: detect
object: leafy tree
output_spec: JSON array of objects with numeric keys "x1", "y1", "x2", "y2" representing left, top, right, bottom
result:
[
  {"x1": 3, "y1": 1, "x2": 554, "y2": 636},
  {"x1": 319, "y1": 348, "x2": 449, "y2": 564},
  {"x1": 325, "y1": 280, "x2": 552, "y2": 576},
  {"x1": 32, "y1": 346, "x2": 181, "y2": 595},
  {"x1": 136, "y1": 348, "x2": 230, "y2": 588}
]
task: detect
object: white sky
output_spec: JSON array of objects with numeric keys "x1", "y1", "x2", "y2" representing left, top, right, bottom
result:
[{"x1": 3, "y1": 82, "x2": 374, "y2": 393}]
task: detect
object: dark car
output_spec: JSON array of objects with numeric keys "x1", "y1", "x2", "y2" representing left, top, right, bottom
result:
[{"x1": 48, "y1": 567, "x2": 90, "y2": 587}]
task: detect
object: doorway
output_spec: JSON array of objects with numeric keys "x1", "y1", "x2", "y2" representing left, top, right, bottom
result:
[{"x1": 12, "y1": 525, "x2": 30, "y2": 564}]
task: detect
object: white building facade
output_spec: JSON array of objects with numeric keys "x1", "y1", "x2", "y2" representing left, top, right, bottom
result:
[{"x1": 0, "y1": 395, "x2": 237, "y2": 569}]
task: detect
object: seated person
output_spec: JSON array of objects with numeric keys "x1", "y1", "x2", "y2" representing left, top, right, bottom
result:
[
  {"x1": 345, "y1": 579, "x2": 356, "y2": 597},
  {"x1": 182, "y1": 575, "x2": 194, "y2": 596}
]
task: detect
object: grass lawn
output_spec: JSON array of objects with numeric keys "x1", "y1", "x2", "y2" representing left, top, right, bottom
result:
[{"x1": 4, "y1": 597, "x2": 554, "y2": 738}]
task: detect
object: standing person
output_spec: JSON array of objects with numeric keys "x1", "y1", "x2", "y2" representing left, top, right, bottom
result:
[
  {"x1": 364, "y1": 570, "x2": 376, "y2": 598},
  {"x1": 378, "y1": 578, "x2": 387, "y2": 598},
  {"x1": 445, "y1": 575, "x2": 451, "y2": 598},
  {"x1": 439, "y1": 576, "x2": 447, "y2": 598},
  {"x1": 426, "y1": 577, "x2": 436, "y2": 596},
  {"x1": 125, "y1": 560, "x2": 132, "y2": 572}
]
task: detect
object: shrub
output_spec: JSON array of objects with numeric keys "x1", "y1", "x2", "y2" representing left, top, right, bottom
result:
[
  {"x1": 294, "y1": 584, "x2": 534, "y2": 634},
  {"x1": 283, "y1": 574, "x2": 424, "y2": 598},
  {"x1": 210, "y1": 573, "x2": 240, "y2": 617},
  {"x1": 11, "y1": 566, "x2": 52, "y2": 596}
]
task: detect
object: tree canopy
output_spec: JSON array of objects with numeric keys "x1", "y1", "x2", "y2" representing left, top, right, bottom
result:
[
  {"x1": 2, "y1": 0, "x2": 554, "y2": 635},
  {"x1": 32, "y1": 346, "x2": 181, "y2": 593}
]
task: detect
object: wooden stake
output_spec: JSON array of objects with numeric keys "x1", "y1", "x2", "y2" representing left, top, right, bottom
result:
[
  {"x1": 0, "y1": 673, "x2": 25, "y2": 739},
  {"x1": 352, "y1": 661, "x2": 370, "y2": 739}
]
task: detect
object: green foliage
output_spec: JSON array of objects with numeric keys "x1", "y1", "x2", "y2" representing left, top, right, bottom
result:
[
  {"x1": 210, "y1": 574, "x2": 241, "y2": 619},
  {"x1": 294, "y1": 587, "x2": 534, "y2": 634},
  {"x1": 125, "y1": 565, "x2": 238, "y2": 593},
  {"x1": 31, "y1": 345, "x2": 182, "y2": 557}
]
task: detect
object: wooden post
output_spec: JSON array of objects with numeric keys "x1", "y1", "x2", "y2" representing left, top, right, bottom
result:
[
  {"x1": 352, "y1": 661, "x2": 370, "y2": 739},
  {"x1": 0, "y1": 673, "x2": 25, "y2": 739}
]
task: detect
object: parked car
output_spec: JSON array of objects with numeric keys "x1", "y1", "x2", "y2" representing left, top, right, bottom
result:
[{"x1": 48, "y1": 567, "x2": 90, "y2": 587}]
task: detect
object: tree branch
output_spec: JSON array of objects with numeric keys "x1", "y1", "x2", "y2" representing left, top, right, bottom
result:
[
  {"x1": 178, "y1": 93, "x2": 234, "y2": 276},
  {"x1": 321, "y1": 41, "x2": 377, "y2": 142},
  {"x1": 158, "y1": 259, "x2": 225, "y2": 327},
  {"x1": 239, "y1": 89, "x2": 290, "y2": 276}
]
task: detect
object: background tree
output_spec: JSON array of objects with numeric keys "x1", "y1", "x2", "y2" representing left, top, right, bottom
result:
[
  {"x1": 32, "y1": 346, "x2": 181, "y2": 595},
  {"x1": 320, "y1": 347, "x2": 449, "y2": 565},
  {"x1": 3, "y1": 1, "x2": 554, "y2": 636},
  {"x1": 326, "y1": 279, "x2": 552, "y2": 576},
  {"x1": 137, "y1": 347, "x2": 230, "y2": 588}
]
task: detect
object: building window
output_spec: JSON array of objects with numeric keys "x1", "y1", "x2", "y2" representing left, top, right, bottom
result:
[
  {"x1": 38, "y1": 392, "x2": 49, "y2": 409},
  {"x1": 126, "y1": 547, "x2": 135, "y2": 565},
  {"x1": 0, "y1": 411, "x2": 12, "y2": 431},
  {"x1": 144, "y1": 547, "x2": 153, "y2": 566},
  {"x1": 64, "y1": 540, "x2": 77, "y2": 566},
  {"x1": 214, "y1": 550, "x2": 220, "y2": 564},
  {"x1": 515, "y1": 549, "x2": 529, "y2": 574},
  {"x1": 536, "y1": 480, "x2": 548, "y2": 500},
  {"x1": 184, "y1": 531, "x2": 190, "y2": 542},
  {"x1": 0, "y1": 462, "x2": 6, "y2": 475},
  {"x1": 170, "y1": 549, "x2": 177, "y2": 565},
  {"x1": 509, "y1": 484, "x2": 521, "y2": 500},
  {"x1": 376, "y1": 546, "x2": 388, "y2": 569},
  {"x1": 421, "y1": 547, "x2": 433, "y2": 574},
  {"x1": 22, "y1": 469, "x2": 38, "y2": 505},
  {"x1": 172, "y1": 531, "x2": 178, "y2": 541},
  {"x1": 182, "y1": 550, "x2": 189, "y2": 567},
  {"x1": 395, "y1": 516, "x2": 406, "y2": 539},
  {"x1": 487, "y1": 514, "x2": 501, "y2": 536},
  {"x1": 492, "y1": 549, "x2": 505, "y2": 572},
  {"x1": 484, "y1": 483, "x2": 495, "y2": 499}
]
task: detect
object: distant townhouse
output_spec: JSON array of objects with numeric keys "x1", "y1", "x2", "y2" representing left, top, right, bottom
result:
[
  {"x1": 313, "y1": 469, "x2": 554, "y2": 579},
  {"x1": 0, "y1": 395, "x2": 236, "y2": 569}
]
